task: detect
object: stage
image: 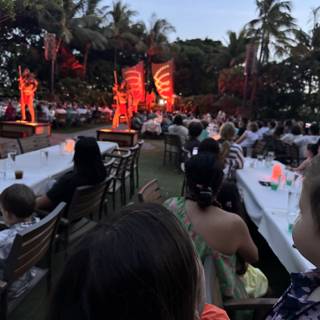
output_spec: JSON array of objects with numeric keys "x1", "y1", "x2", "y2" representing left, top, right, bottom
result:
[
  {"x1": 0, "y1": 121, "x2": 51, "y2": 138},
  {"x1": 97, "y1": 128, "x2": 138, "y2": 147}
]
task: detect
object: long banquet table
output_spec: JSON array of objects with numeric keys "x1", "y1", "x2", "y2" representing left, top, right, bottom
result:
[
  {"x1": 236, "y1": 160, "x2": 314, "y2": 273},
  {"x1": 0, "y1": 141, "x2": 118, "y2": 196}
]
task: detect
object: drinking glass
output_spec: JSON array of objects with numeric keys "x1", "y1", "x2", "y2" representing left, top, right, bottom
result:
[
  {"x1": 40, "y1": 150, "x2": 49, "y2": 165},
  {"x1": 270, "y1": 178, "x2": 280, "y2": 191},
  {"x1": 7, "y1": 150, "x2": 17, "y2": 169},
  {"x1": 257, "y1": 154, "x2": 264, "y2": 168},
  {"x1": 285, "y1": 171, "x2": 294, "y2": 188},
  {"x1": 287, "y1": 191, "x2": 300, "y2": 233}
]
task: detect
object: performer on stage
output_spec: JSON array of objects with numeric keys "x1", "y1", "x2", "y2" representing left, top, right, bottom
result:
[
  {"x1": 145, "y1": 90, "x2": 156, "y2": 112},
  {"x1": 19, "y1": 68, "x2": 38, "y2": 123},
  {"x1": 112, "y1": 81, "x2": 130, "y2": 129}
]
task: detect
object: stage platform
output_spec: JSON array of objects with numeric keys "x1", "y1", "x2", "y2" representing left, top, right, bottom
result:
[
  {"x1": 97, "y1": 129, "x2": 138, "y2": 147},
  {"x1": 0, "y1": 121, "x2": 51, "y2": 138}
]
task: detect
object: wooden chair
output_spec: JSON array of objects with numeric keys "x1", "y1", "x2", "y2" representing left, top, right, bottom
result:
[
  {"x1": 58, "y1": 177, "x2": 112, "y2": 250},
  {"x1": 138, "y1": 179, "x2": 164, "y2": 204},
  {"x1": 0, "y1": 139, "x2": 21, "y2": 159},
  {"x1": 18, "y1": 135, "x2": 51, "y2": 154},
  {"x1": 163, "y1": 133, "x2": 182, "y2": 167},
  {"x1": 104, "y1": 149, "x2": 131, "y2": 210},
  {"x1": 0, "y1": 202, "x2": 66, "y2": 320},
  {"x1": 204, "y1": 256, "x2": 277, "y2": 320}
]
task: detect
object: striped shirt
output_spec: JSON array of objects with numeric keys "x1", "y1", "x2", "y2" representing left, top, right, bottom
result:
[{"x1": 226, "y1": 143, "x2": 244, "y2": 170}]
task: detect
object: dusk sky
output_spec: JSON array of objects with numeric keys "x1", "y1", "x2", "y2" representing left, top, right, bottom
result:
[{"x1": 103, "y1": 0, "x2": 320, "y2": 43}]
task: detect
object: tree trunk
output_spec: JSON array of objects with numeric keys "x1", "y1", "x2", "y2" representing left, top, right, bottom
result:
[
  {"x1": 83, "y1": 42, "x2": 91, "y2": 79},
  {"x1": 51, "y1": 59, "x2": 55, "y2": 96},
  {"x1": 114, "y1": 47, "x2": 118, "y2": 73}
]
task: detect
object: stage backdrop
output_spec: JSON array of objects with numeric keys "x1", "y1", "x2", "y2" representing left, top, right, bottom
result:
[
  {"x1": 122, "y1": 61, "x2": 145, "y2": 105},
  {"x1": 152, "y1": 60, "x2": 175, "y2": 112}
]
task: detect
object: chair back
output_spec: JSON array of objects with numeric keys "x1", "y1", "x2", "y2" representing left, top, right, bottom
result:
[
  {"x1": 111, "y1": 150, "x2": 131, "y2": 179},
  {"x1": 3, "y1": 202, "x2": 66, "y2": 284},
  {"x1": 18, "y1": 135, "x2": 51, "y2": 154},
  {"x1": 164, "y1": 133, "x2": 182, "y2": 152},
  {"x1": 138, "y1": 179, "x2": 164, "y2": 204},
  {"x1": 104, "y1": 158, "x2": 115, "y2": 176},
  {"x1": 0, "y1": 139, "x2": 21, "y2": 159},
  {"x1": 203, "y1": 255, "x2": 223, "y2": 307},
  {"x1": 66, "y1": 178, "x2": 111, "y2": 223},
  {"x1": 128, "y1": 144, "x2": 139, "y2": 170}
]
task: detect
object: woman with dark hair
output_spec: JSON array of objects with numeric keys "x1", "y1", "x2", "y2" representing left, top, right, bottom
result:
[
  {"x1": 185, "y1": 121, "x2": 203, "y2": 154},
  {"x1": 36, "y1": 137, "x2": 106, "y2": 210},
  {"x1": 49, "y1": 203, "x2": 229, "y2": 320},
  {"x1": 165, "y1": 153, "x2": 268, "y2": 301},
  {"x1": 198, "y1": 138, "x2": 220, "y2": 156}
]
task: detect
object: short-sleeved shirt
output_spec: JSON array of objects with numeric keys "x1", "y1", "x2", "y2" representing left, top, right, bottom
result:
[
  {"x1": 239, "y1": 130, "x2": 259, "y2": 148},
  {"x1": 0, "y1": 217, "x2": 39, "y2": 298},
  {"x1": 266, "y1": 270, "x2": 320, "y2": 319},
  {"x1": 47, "y1": 171, "x2": 102, "y2": 207}
]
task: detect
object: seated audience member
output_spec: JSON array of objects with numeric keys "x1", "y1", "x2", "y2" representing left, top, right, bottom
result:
[
  {"x1": 272, "y1": 125, "x2": 284, "y2": 140},
  {"x1": 257, "y1": 120, "x2": 269, "y2": 139},
  {"x1": 236, "y1": 121, "x2": 259, "y2": 150},
  {"x1": 237, "y1": 117, "x2": 248, "y2": 137},
  {"x1": 283, "y1": 119, "x2": 293, "y2": 134},
  {"x1": 289, "y1": 143, "x2": 318, "y2": 175},
  {"x1": 199, "y1": 120, "x2": 209, "y2": 141},
  {"x1": 131, "y1": 112, "x2": 143, "y2": 131},
  {"x1": 267, "y1": 159, "x2": 320, "y2": 319},
  {"x1": 36, "y1": 137, "x2": 106, "y2": 210},
  {"x1": 168, "y1": 114, "x2": 189, "y2": 145},
  {"x1": 281, "y1": 125, "x2": 302, "y2": 144},
  {"x1": 164, "y1": 153, "x2": 268, "y2": 301},
  {"x1": 161, "y1": 114, "x2": 172, "y2": 133},
  {"x1": 266, "y1": 120, "x2": 277, "y2": 136},
  {"x1": 219, "y1": 122, "x2": 244, "y2": 170},
  {"x1": 4, "y1": 101, "x2": 16, "y2": 121},
  {"x1": 49, "y1": 203, "x2": 229, "y2": 320},
  {"x1": 294, "y1": 122, "x2": 319, "y2": 159},
  {"x1": 198, "y1": 138, "x2": 220, "y2": 156},
  {"x1": 0, "y1": 184, "x2": 39, "y2": 298},
  {"x1": 185, "y1": 121, "x2": 203, "y2": 154}
]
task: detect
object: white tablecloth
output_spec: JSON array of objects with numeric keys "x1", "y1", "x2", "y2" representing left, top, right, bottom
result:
[
  {"x1": 236, "y1": 160, "x2": 314, "y2": 273},
  {"x1": 0, "y1": 141, "x2": 118, "y2": 196}
]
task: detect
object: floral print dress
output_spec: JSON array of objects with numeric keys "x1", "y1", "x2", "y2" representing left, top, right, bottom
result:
[{"x1": 164, "y1": 197, "x2": 248, "y2": 301}]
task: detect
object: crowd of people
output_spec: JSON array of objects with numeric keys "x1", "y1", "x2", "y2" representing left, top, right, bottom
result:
[
  {"x1": 0, "y1": 100, "x2": 113, "y2": 126},
  {"x1": 1, "y1": 110, "x2": 320, "y2": 319}
]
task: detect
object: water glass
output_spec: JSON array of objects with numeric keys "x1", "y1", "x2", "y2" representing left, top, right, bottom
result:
[
  {"x1": 40, "y1": 150, "x2": 49, "y2": 165},
  {"x1": 285, "y1": 171, "x2": 294, "y2": 188},
  {"x1": 270, "y1": 178, "x2": 280, "y2": 191},
  {"x1": 287, "y1": 191, "x2": 299, "y2": 233},
  {"x1": 257, "y1": 154, "x2": 264, "y2": 168},
  {"x1": 7, "y1": 150, "x2": 17, "y2": 169}
]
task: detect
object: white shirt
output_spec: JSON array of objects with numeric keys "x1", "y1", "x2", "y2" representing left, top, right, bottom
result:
[
  {"x1": 294, "y1": 135, "x2": 319, "y2": 159},
  {"x1": 168, "y1": 125, "x2": 189, "y2": 145},
  {"x1": 281, "y1": 133, "x2": 302, "y2": 145},
  {"x1": 257, "y1": 127, "x2": 269, "y2": 139},
  {"x1": 239, "y1": 130, "x2": 259, "y2": 148}
]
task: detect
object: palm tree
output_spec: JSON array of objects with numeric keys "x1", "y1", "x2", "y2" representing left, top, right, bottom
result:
[
  {"x1": 105, "y1": 0, "x2": 138, "y2": 75},
  {"x1": 224, "y1": 29, "x2": 250, "y2": 67},
  {"x1": 38, "y1": 0, "x2": 108, "y2": 78},
  {"x1": 141, "y1": 14, "x2": 175, "y2": 90},
  {"x1": 247, "y1": 0, "x2": 297, "y2": 64}
]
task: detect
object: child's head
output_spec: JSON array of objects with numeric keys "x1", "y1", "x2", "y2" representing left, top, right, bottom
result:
[
  {"x1": 293, "y1": 159, "x2": 320, "y2": 267},
  {"x1": 0, "y1": 184, "x2": 35, "y2": 224},
  {"x1": 305, "y1": 143, "x2": 318, "y2": 159}
]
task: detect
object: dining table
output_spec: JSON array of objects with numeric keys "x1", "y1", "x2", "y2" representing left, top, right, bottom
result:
[
  {"x1": 236, "y1": 159, "x2": 314, "y2": 273},
  {"x1": 0, "y1": 141, "x2": 118, "y2": 196}
]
